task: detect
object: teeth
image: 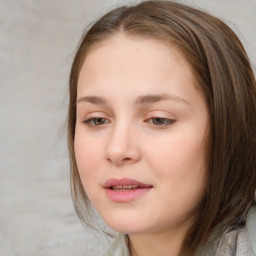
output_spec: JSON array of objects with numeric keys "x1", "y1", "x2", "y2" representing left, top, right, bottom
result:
[
  {"x1": 112, "y1": 185, "x2": 138, "y2": 191},
  {"x1": 113, "y1": 185, "x2": 138, "y2": 189}
]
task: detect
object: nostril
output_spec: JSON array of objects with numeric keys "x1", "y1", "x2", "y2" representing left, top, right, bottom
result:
[
  {"x1": 123, "y1": 157, "x2": 132, "y2": 161},
  {"x1": 105, "y1": 142, "x2": 141, "y2": 165},
  {"x1": 107, "y1": 156, "x2": 133, "y2": 165}
]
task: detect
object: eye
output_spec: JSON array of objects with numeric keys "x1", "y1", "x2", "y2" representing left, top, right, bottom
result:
[
  {"x1": 148, "y1": 117, "x2": 175, "y2": 126},
  {"x1": 83, "y1": 117, "x2": 110, "y2": 127}
]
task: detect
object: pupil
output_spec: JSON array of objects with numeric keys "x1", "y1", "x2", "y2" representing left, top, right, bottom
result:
[
  {"x1": 95, "y1": 118, "x2": 104, "y2": 125},
  {"x1": 153, "y1": 118, "x2": 165, "y2": 125}
]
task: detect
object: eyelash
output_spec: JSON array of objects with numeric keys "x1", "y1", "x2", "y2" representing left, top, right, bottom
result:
[
  {"x1": 82, "y1": 117, "x2": 176, "y2": 128},
  {"x1": 83, "y1": 117, "x2": 110, "y2": 126},
  {"x1": 147, "y1": 117, "x2": 175, "y2": 126}
]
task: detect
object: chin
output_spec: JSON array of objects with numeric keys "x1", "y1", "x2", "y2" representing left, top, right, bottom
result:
[{"x1": 102, "y1": 214, "x2": 148, "y2": 234}]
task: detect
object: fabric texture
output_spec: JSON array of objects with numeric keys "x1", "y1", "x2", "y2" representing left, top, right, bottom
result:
[
  {"x1": 102, "y1": 235, "x2": 130, "y2": 256},
  {"x1": 214, "y1": 226, "x2": 254, "y2": 255},
  {"x1": 101, "y1": 206, "x2": 256, "y2": 256}
]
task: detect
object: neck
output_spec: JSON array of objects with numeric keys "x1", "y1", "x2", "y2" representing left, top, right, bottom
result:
[{"x1": 128, "y1": 223, "x2": 191, "y2": 256}]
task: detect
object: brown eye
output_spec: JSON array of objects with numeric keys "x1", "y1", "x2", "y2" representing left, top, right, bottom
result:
[
  {"x1": 151, "y1": 118, "x2": 175, "y2": 126},
  {"x1": 152, "y1": 118, "x2": 166, "y2": 125},
  {"x1": 94, "y1": 118, "x2": 106, "y2": 125},
  {"x1": 83, "y1": 117, "x2": 109, "y2": 126}
]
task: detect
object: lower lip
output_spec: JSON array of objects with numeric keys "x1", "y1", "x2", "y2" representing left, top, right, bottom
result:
[{"x1": 105, "y1": 187, "x2": 152, "y2": 202}]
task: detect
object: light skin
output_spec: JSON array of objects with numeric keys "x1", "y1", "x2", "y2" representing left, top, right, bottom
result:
[{"x1": 74, "y1": 34, "x2": 209, "y2": 256}]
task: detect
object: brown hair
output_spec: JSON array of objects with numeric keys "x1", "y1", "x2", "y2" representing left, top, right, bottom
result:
[{"x1": 68, "y1": 1, "x2": 256, "y2": 255}]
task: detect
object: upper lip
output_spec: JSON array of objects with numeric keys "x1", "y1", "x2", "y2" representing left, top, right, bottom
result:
[{"x1": 103, "y1": 178, "x2": 153, "y2": 188}]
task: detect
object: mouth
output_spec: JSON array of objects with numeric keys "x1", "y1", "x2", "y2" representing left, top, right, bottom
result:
[
  {"x1": 111, "y1": 185, "x2": 141, "y2": 191},
  {"x1": 103, "y1": 178, "x2": 153, "y2": 202}
]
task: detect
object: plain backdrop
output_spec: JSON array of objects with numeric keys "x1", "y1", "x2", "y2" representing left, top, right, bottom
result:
[{"x1": 0, "y1": 0, "x2": 255, "y2": 255}]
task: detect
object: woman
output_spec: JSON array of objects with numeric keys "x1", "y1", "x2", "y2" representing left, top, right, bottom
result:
[{"x1": 67, "y1": 1, "x2": 256, "y2": 255}]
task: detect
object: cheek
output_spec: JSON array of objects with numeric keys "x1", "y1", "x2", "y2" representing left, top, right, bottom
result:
[
  {"x1": 74, "y1": 133, "x2": 106, "y2": 207},
  {"x1": 74, "y1": 130, "x2": 103, "y2": 186},
  {"x1": 144, "y1": 126, "x2": 207, "y2": 188}
]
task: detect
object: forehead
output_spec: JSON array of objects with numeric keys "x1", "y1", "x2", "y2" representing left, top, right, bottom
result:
[
  {"x1": 78, "y1": 34, "x2": 196, "y2": 91},
  {"x1": 83, "y1": 33, "x2": 189, "y2": 65}
]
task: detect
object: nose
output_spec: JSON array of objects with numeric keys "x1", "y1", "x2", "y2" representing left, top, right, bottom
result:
[{"x1": 105, "y1": 122, "x2": 141, "y2": 166}]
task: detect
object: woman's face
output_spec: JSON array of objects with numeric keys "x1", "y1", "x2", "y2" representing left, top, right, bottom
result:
[{"x1": 74, "y1": 34, "x2": 209, "y2": 235}]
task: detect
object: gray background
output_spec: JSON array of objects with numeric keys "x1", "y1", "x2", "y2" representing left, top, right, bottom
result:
[{"x1": 0, "y1": 0, "x2": 255, "y2": 255}]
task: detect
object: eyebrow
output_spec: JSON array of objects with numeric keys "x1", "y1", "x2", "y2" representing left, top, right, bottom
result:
[
  {"x1": 76, "y1": 96, "x2": 106, "y2": 105},
  {"x1": 76, "y1": 93, "x2": 189, "y2": 105},
  {"x1": 135, "y1": 94, "x2": 189, "y2": 105}
]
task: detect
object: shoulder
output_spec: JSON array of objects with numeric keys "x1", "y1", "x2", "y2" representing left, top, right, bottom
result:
[
  {"x1": 215, "y1": 206, "x2": 256, "y2": 256},
  {"x1": 247, "y1": 205, "x2": 256, "y2": 254},
  {"x1": 100, "y1": 207, "x2": 256, "y2": 256},
  {"x1": 101, "y1": 235, "x2": 130, "y2": 256}
]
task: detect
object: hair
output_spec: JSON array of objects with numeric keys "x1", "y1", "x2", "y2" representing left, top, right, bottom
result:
[{"x1": 67, "y1": 1, "x2": 256, "y2": 255}]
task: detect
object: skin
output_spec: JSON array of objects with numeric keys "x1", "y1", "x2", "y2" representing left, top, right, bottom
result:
[{"x1": 74, "y1": 34, "x2": 209, "y2": 256}]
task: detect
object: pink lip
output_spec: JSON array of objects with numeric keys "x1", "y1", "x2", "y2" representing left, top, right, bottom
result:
[
  {"x1": 104, "y1": 178, "x2": 152, "y2": 188},
  {"x1": 103, "y1": 178, "x2": 153, "y2": 202}
]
